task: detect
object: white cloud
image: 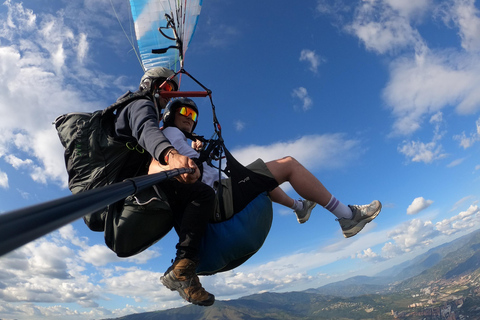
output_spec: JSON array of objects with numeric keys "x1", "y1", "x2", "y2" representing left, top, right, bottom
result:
[
  {"x1": 344, "y1": 0, "x2": 480, "y2": 143},
  {"x1": 447, "y1": 158, "x2": 466, "y2": 168},
  {"x1": 453, "y1": 117, "x2": 480, "y2": 148},
  {"x1": 0, "y1": 240, "x2": 100, "y2": 307},
  {"x1": 435, "y1": 204, "x2": 480, "y2": 235},
  {"x1": 397, "y1": 111, "x2": 448, "y2": 163},
  {"x1": 205, "y1": 23, "x2": 240, "y2": 48},
  {"x1": 292, "y1": 87, "x2": 313, "y2": 111},
  {"x1": 0, "y1": 224, "x2": 167, "y2": 320},
  {"x1": 346, "y1": 0, "x2": 427, "y2": 55},
  {"x1": 383, "y1": 219, "x2": 438, "y2": 255},
  {"x1": 4, "y1": 155, "x2": 34, "y2": 169},
  {"x1": 0, "y1": 170, "x2": 8, "y2": 189},
  {"x1": 386, "y1": 0, "x2": 432, "y2": 17},
  {"x1": 441, "y1": 0, "x2": 480, "y2": 52},
  {"x1": 385, "y1": 51, "x2": 480, "y2": 135},
  {"x1": 381, "y1": 204, "x2": 480, "y2": 258},
  {"x1": 356, "y1": 248, "x2": 382, "y2": 262},
  {"x1": 0, "y1": 1, "x2": 123, "y2": 189},
  {"x1": 234, "y1": 120, "x2": 245, "y2": 131},
  {"x1": 77, "y1": 33, "x2": 89, "y2": 63},
  {"x1": 316, "y1": 0, "x2": 352, "y2": 16},
  {"x1": 406, "y1": 197, "x2": 433, "y2": 215},
  {"x1": 398, "y1": 139, "x2": 446, "y2": 163},
  {"x1": 231, "y1": 133, "x2": 363, "y2": 172},
  {"x1": 450, "y1": 196, "x2": 476, "y2": 212},
  {"x1": 299, "y1": 49, "x2": 323, "y2": 73},
  {"x1": 79, "y1": 245, "x2": 123, "y2": 267}
]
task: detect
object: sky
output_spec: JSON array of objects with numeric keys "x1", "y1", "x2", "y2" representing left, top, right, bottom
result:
[{"x1": 1, "y1": 0, "x2": 480, "y2": 319}]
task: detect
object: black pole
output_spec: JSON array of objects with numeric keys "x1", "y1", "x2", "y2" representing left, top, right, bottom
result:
[{"x1": 0, "y1": 168, "x2": 193, "y2": 257}]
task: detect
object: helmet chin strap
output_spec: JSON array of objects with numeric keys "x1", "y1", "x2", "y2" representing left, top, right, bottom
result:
[{"x1": 152, "y1": 92, "x2": 161, "y2": 121}]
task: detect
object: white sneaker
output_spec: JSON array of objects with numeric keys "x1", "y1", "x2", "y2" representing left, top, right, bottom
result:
[
  {"x1": 294, "y1": 199, "x2": 317, "y2": 224},
  {"x1": 338, "y1": 200, "x2": 382, "y2": 238}
]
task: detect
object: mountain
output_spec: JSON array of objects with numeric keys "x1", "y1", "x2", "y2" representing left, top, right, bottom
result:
[
  {"x1": 308, "y1": 275, "x2": 391, "y2": 297},
  {"x1": 106, "y1": 292, "x2": 393, "y2": 320},
  {"x1": 396, "y1": 229, "x2": 480, "y2": 289},
  {"x1": 376, "y1": 230, "x2": 480, "y2": 282},
  {"x1": 309, "y1": 229, "x2": 480, "y2": 297},
  {"x1": 104, "y1": 229, "x2": 480, "y2": 320}
]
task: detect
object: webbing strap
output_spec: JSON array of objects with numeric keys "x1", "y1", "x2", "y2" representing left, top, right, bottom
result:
[{"x1": 102, "y1": 90, "x2": 152, "y2": 116}]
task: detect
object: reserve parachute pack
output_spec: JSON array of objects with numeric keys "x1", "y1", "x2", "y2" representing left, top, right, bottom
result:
[{"x1": 54, "y1": 91, "x2": 153, "y2": 231}]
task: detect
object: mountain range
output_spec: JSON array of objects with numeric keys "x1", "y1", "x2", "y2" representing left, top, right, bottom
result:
[{"x1": 104, "y1": 229, "x2": 480, "y2": 320}]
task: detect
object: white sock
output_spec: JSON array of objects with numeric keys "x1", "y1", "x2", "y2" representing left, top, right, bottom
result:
[
  {"x1": 291, "y1": 199, "x2": 303, "y2": 211},
  {"x1": 324, "y1": 195, "x2": 352, "y2": 219}
]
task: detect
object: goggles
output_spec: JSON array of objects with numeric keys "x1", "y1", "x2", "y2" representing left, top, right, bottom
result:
[
  {"x1": 178, "y1": 106, "x2": 198, "y2": 122},
  {"x1": 158, "y1": 81, "x2": 175, "y2": 92}
]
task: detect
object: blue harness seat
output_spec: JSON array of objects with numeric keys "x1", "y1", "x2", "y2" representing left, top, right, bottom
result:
[{"x1": 197, "y1": 192, "x2": 273, "y2": 275}]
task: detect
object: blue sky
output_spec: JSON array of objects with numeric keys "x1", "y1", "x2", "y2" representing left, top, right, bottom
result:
[{"x1": 1, "y1": 0, "x2": 480, "y2": 319}]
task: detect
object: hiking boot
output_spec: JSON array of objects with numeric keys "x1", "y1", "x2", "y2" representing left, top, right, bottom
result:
[
  {"x1": 338, "y1": 200, "x2": 382, "y2": 238},
  {"x1": 160, "y1": 258, "x2": 215, "y2": 306},
  {"x1": 294, "y1": 199, "x2": 317, "y2": 224}
]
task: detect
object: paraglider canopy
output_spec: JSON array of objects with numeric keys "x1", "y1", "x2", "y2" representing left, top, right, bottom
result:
[{"x1": 129, "y1": 0, "x2": 202, "y2": 72}]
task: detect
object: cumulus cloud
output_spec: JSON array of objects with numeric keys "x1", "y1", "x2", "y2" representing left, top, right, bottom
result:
[
  {"x1": 397, "y1": 112, "x2": 447, "y2": 163},
  {"x1": 299, "y1": 49, "x2": 324, "y2": 73},
  {"x1": 439, "y1": 0, "x2": 480, "y2": 52},
  {"x1": 0, "y1": 240, "x2": 100, "y2": 306},
  {"x1": 356, "y1": 248, "x2": 383, "y2": 262},
  {"x1": 435, "y1": 204, "x2": 480, "y2": 235},
  {"x1": 383, "y1": 219, "x2": 438, "y2": 256},
  {"x1": 381, "y1": 204, "x2": 480, "y2": 258},
  {"x1": 0, "y1": 223, "x2": 167, "y2": 320},
  {"x1": 407, "y1": 197, "x2": 434, "y2": 215},
  {"x1": 346, "y1": 0, "x2": 427, "y2": 55},
  {"x1": 341, "y1": 0, "x2": 480, "y2": 166},
  {"x1": 384, "y1": 51, "x2": 480, "y2": 136},
  {"x1": 398, "y1": 139, "x2": 446, "y2": 163},
  {"x1": 453, "y1": 117, "x2": 480, "y2": 148},
  {"x1": 231, "y1": 133, "x2": 363, "y2": 172},
  {"x1": 0, "y1": 1, "x2": 127, "y2": 189},
  {"x1": 292, "y1": 87, "x2": 313, "y2": 111}
]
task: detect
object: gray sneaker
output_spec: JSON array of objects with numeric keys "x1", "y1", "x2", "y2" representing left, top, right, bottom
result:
[
  {"x1": 338, "y1": 200, "x2": 382, "y2": 238},
  {"x1": 295, "y1": 199, "x2": 317, "y2": 224}
]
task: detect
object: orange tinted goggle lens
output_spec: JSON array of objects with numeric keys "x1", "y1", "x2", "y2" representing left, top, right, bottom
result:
[
  {"x1": 179, "y1": 106, "x2": 198, "y2": 122},
  {"x1": 161, "y1": 82, "x2": 174, "y2": 92}
]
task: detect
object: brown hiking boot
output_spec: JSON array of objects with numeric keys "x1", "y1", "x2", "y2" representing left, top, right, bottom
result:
[{"x1": 160, "y1": 258, "x2": 215, "y2": 306}]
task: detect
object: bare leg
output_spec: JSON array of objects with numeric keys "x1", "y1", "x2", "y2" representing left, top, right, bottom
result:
[
  {"x1": 268, "y1": 187, "x2": 295, "y2": 208},
  {"x1": 265, "y1": 156, "x2": 332, "y2": 207}
]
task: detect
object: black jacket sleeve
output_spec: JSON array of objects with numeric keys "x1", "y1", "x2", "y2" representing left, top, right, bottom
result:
[{"x1": 114, "y1": 98, "x2": 172, "y2": 162}]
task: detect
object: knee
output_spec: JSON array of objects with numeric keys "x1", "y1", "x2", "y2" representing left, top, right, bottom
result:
[{"x1": 279, "y1": 156, "x2": 299, "y2": 166}]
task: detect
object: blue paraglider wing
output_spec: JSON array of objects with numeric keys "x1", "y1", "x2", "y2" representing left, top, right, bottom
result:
[{"x1": 129, "y1": 0, "x2": 202, "y2": 71}]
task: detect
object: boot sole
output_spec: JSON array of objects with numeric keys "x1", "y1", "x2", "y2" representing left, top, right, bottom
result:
[{"x1": 160, "y1": 275, "x2": 215, "y2": 306}]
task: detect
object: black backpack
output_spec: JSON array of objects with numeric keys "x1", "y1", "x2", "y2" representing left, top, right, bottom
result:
[{"x1": 54, "y1": 91, "x2": 154, "y2": 231}]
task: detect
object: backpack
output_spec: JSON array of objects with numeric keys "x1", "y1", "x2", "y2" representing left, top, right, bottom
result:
[{"x1": 54, "y1": 91, "x2": 154, "y2": 231}]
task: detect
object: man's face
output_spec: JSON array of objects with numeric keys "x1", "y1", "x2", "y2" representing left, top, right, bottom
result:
[{"x1": 155, "y1": 80, "x2": 176, "y2": 109}]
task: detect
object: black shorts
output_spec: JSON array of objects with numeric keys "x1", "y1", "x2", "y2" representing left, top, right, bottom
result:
[{"x1": 212, "y1": 158, "x2": 279, "y2": 221}]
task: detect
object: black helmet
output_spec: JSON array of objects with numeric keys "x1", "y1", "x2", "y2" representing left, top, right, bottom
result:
[
  {"x1": 139, "y1": 67, "x2": 179, "y2": 92},
  {"x1": 163, "y1": 97, "x2": 199, "y2": 132}
]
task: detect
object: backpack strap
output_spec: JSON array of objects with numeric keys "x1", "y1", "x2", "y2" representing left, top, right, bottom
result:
[{"x1": 102, "y1": 90, "x2": 153, "y2": 116}]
